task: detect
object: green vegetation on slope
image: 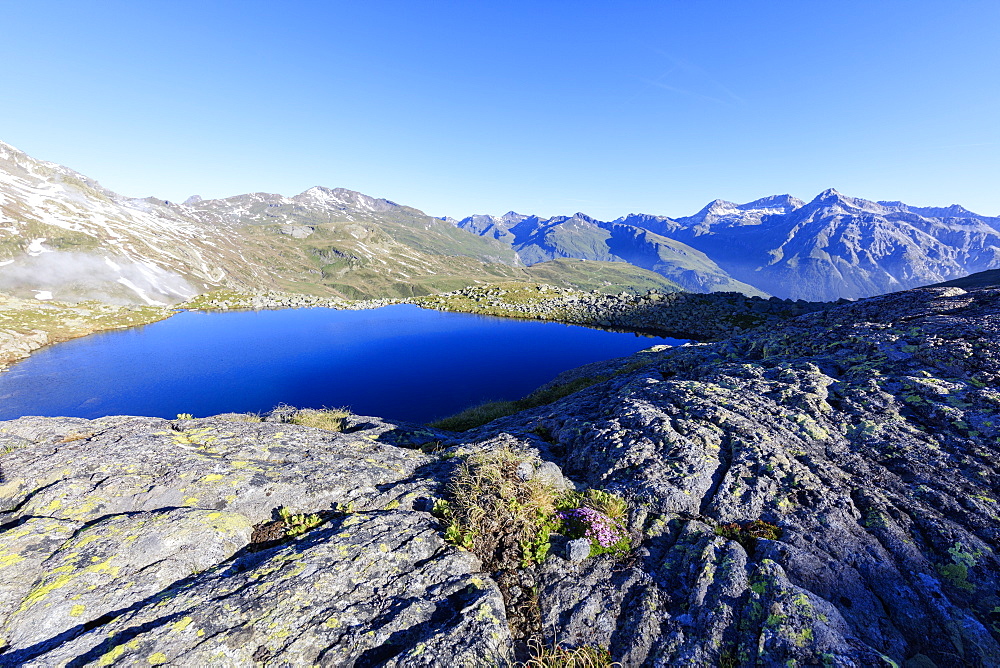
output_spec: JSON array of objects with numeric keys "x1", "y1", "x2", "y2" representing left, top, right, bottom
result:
[
  {"x1": 226, "y1": 221, "x2": 686, "y2": 301},
  {"x1": 522, "y1": 258, "x2": 684, "y2": 294},
  {"x1": 0, "y1": 295, "x2": 170, "y2": 368},
  {"x1": 431, "y1": 373, "x2": 614, "y2": 431}
]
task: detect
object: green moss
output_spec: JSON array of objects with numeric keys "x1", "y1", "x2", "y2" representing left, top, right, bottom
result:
[
  {"x1": 715, "y1": 520, "x2": 783, "y2": 553},
  {"x1": 936, "y1": 542, "x2": 981, "y2": 592}
]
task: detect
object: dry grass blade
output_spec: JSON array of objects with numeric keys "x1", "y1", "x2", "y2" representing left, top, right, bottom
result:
[
  {"x1": 290, "y1": 408, "x2": 351, "y2": 431},
  {"x1": 520, "y1": 638, "x2": 620, "y2": 668}
]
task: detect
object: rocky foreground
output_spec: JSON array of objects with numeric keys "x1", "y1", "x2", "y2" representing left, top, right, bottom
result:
[{"x1": 0, "y1": 284, "x2": 998, "y2": 666}]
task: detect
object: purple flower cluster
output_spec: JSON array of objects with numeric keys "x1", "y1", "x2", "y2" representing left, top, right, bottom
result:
[{"x1": 558, "y1": 507, "x2": 625, "y2": 548}]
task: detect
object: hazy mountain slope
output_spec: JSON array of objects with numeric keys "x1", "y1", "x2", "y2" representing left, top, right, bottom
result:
[
  {"x1": 621, "y1": 189, "x2": 1000, "y2": 301},
  {"x1": 521, "y1": 258, "x2": 684, "y2": 294},
  {"x1": 455, "y1": 212, "x2": 766, "y2": 296},
  {"x1": 0, "y1": 142, "x2": 240, "y2": 304}
]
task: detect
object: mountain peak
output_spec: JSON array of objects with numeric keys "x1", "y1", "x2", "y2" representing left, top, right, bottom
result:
[
  {"x1": 294, "y1": 186, "x2": 399, "y2": 213},
  {"x1": 740, "y1": 194, "x2": 805, "y2": 212}
]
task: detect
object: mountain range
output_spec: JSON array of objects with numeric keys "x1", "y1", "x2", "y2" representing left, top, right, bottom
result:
[
  {"x1": 454, "y1": 191, "x2": 1000, "y2": 301},
  {"x1": 1, "y1": 140, "x2": 998, "y2": 304}
]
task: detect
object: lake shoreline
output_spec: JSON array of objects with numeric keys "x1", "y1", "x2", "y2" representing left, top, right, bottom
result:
[
  {"x1": 0, "y1": 284, "x2": 833, "y2": 375},
  {"x1": 0, "y1": 303, "x2": 681, "y2": 422}
]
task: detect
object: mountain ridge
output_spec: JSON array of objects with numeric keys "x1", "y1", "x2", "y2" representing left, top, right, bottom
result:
[
  {"x1": 0, "y1": 141, "x2": 688, "y2": 304},
  {"x1": 3, "y1": 139, "x2": 999, "y2": 304}
]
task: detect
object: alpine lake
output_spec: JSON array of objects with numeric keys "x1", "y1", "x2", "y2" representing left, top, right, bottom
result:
[{"x1": 0, "y1": 304, "x2": 686, "y2": 424}]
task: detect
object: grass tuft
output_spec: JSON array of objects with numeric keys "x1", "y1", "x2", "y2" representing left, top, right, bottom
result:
[
  {"x1": 520, "y1": 639, "x2": 620, "y2": 668},
  {"x1": 290, "y1": 408, "x2": 352, "y2": 432},
  {"x1": 430, "y1": 375, "x2": 609, "y2": 431},
  {"x1": 581, "y1": 489, "x2": 628, "y2": 523},
  {"x1": 715, "y1": 519, "x2": 783, "y2": 553},
  {"x1": 431, "y1": 401, "x2": 520, "y2": 432},
  {"x1": 439, "y1": 447, "x2": 562, "y2": 570}
]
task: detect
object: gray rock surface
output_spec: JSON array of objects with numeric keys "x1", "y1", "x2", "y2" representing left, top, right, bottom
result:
[
  {"x1": 415, "y1": 283, "x2": 833, "y2": 340},
  {"x1": 565, "y1": 538, "x2": 592, "y2": 563},
  {"x1": 1, "y1": 283, "x2": 998, "y2": 666}
]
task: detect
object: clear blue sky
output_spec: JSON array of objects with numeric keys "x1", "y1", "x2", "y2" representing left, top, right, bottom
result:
[{"x1": 2, "y1": 1, "x2": 998, "y2": 220}]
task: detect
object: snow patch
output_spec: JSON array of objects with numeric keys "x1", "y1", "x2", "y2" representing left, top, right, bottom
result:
[
  {"x1": 27, "y1": 238, "x2": 52, "y2": 256},
  {"x1": 116, "y1": 277, "x2": 166, "y2": 305},
  {"x1": 33, "y1": 290, "x2": 53, "y2": 300}
]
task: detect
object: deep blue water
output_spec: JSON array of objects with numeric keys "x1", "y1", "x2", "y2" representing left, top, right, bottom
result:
[{"x1": 0, "y1": 305, "x2": 683, "y2": 423}]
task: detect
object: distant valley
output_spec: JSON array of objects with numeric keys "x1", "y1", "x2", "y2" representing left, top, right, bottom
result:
[{"x1": 1, "y1": 140, "x2": 998, "y2": 305}]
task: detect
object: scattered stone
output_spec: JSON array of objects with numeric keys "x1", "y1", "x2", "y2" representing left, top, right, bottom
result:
[{"x1": 566, "y1": 538, "x2": 592, "y2": 562}]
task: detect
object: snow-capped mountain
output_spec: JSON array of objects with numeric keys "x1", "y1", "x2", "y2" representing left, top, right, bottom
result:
[
  {"x1": 0, "y1": 141, "x2": 244, "y2": 304},
  {"x1": 452, "y1": 211, "x2": 764, "y2": 295},
  {"x1": 0, "y1": 142, "x2": 678, "y2": 303},
  {"x1": 3, "y1": 139, "x2": 998, "y2": 304},
  {"x1": 456, "y1": 188, "x2": 1000, "y2": 301},
  {"x1": 620, "y1": 188, "x2": 1000, "y2": 300}
]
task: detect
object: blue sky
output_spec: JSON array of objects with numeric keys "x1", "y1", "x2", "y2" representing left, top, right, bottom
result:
[{"x1": 2, "y1": 1, "x2": 998, "y2": 220}]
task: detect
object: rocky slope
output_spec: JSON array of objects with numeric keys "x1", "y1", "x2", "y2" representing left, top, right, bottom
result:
[
  {"x1": 1, "y1": 282, "x2": 997, "y2": 666},
  {"x1": 413, "y1": 282, "x2": 832, "y2": 341},
  {"x1": 452, "y1": 211, "x2": 764, "y2": 296},
  {"x1": 617, "y1": 190, "x2": 1000, "y2": 301},
  {"x1": 458, "y1": 190, "x2": 1000, "y2": 301}
]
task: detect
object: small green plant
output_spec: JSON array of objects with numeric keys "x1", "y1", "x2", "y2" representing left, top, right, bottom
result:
[
  {"x1": 333, "y1": 501, "x2": 356, "y2": 514},
  {"x1": 715, "y1": 519, "x2": 783, "y2": 553},
  {"x1": 581, "y1": 489, "x2": 628, "y2": 523},
  {"x1": 440, "y1": 447, "x2": 561, "y2": 570},
  {"x1": 520, "y1": 638, "x2": 620, "y2": 668},
  {"x1": 278, "y1": 507, "x2": 324, "y2": 537},
  {"x1": 290, "y1": 408, "x2": 351, "y2": 431},
  {"x1": 176, "y1": 413, "x2": 194, "y2": 420}
]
